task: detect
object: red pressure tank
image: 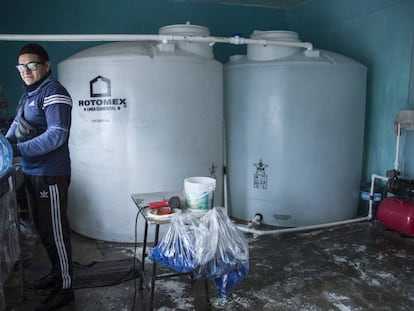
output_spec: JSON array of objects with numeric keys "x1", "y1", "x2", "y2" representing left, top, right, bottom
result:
[{"x1": 377, "y1": 197, "x2": 414, "y2": 236}]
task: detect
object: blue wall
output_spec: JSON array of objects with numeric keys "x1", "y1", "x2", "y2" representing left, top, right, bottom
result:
[
  {"x1": 0, "y1": 0, "x2": 413, "y2": 183},
  {"x1": 0, "y1": 0, "x2": 286, "y2": 115},
  {"x1": 287, "y1": 0, "x2": 414, "y2": 181}
]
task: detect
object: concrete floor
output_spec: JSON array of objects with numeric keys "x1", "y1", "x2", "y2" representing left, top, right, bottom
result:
[{"x1": 4, "y1": 219, "x2": 414, "y2": 311}]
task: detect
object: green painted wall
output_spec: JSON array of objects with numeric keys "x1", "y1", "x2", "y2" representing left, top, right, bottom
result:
[{"x1": 287, "y1": 0, "x2": 414, "y2": 182}]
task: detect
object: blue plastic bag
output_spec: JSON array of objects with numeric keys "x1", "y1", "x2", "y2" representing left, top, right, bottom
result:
[
  {"x1": 214, "y1": 262, "x2": 249, "y2": 299},
  {"x1": 0, "y1": 133, "x2": 13, "y2": 177}
]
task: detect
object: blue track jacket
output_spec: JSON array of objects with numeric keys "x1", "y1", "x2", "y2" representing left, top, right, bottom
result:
[{"x1": 6, "y1": 74, "x2": 72, "y2": 176}]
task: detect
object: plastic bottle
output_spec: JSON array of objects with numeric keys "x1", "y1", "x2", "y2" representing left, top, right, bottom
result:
[{"x1": 0, "y1": 132, "x2": 13, "y2": 177}]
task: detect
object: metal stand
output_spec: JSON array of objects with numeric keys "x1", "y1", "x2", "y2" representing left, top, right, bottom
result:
[{"x1": 131, "y1": 192, "x2": 209, "y2": 311}]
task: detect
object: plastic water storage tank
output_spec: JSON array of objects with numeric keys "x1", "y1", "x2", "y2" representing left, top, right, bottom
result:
[
  {"x1": 225, "y1": 31, "x2": 367, "y2": 227},
  {"x1": 58, "y1": 24, "x2": 223, "y2": 242}
]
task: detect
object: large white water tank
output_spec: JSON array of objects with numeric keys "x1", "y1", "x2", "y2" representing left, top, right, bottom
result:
[
  {"x1": 58, "y1": 24, "x2": 223, "y2": 242},
  {"x1": 225, "y1": 31, "x2": 367, "y2": 227}
]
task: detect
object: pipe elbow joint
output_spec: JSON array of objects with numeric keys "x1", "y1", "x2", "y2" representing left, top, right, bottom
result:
[{"x1": 230, "y1": 36, "x2": 243, "y2": 45}]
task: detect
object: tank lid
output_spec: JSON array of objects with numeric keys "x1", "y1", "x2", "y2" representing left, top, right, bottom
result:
[
  {"x1": 158, "y1": 22, "x2": 213, "y2": 58},
  {"x1": 247, "y1": 30, "x2": 302, "y2": 61},
  {"x1": 159, "y1": 22, "x2": 210, "y2": 36},
  {"x1": 250, "y1": 30, "x2": 299, "y2": 41}
]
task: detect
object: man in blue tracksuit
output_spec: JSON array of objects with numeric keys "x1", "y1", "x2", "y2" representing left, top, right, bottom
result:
[{"x1": 6, "y1": 43, "x2": 74, "y2": 310}]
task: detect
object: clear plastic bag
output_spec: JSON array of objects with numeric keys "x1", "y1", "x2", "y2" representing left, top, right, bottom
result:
[
  {"x1": 148, "y1": 213, "x2": 203, "y2": 273},
  {"x1": 148, "y1": 207, "x2": 249, "y2": 298},
  {"x1": 193, "y1": 207, "x2": 249, "y2": 298}
]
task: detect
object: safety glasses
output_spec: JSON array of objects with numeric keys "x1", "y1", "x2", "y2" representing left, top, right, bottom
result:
[{"x1": 16, "y1": 61, "x2": 44, "y2": 73}]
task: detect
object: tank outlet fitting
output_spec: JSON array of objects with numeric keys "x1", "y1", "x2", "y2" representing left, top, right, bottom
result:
[
  {"x1": 248, "y1": 213, "x2": 263, "y2": 227},
  {"x1": 253, "y1": 213, "x2": 263, "y2": 223}
]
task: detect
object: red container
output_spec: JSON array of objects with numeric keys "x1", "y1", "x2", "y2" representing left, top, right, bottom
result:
[{"x1": 377, "y1": 197, "x2": 414, "y2": 236}]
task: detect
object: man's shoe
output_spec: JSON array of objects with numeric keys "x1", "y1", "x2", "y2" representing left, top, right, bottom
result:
[
  {"x1": 32, "y1": 272, "x2": 57, "y2": 291},
  {"x1": 35, "y1": 288, "x2": 75, "y2": 311}
]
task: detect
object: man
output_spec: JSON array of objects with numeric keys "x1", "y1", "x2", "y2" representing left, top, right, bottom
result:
[{"x1": 6, "y1": 43, "x2": 74, "y2": 310}]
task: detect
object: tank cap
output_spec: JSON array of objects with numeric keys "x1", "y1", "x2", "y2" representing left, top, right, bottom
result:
[
  {"x1": 247, "y1": 30, "x2": 302, "y2": 61},
  {"x1": 158, "y1": 24, "x2": 213, "y2": 58},
  {"x1": 250, "y1": 30, "x2": 299, "y2": 41},
  {"x1": 159, "y1": 24, "x2": 210, "y2": 37}
]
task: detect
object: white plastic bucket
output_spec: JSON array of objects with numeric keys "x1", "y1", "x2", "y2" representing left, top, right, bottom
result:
[{"x1": 184, "y1": 177, "x2": 216, "y2": 213}]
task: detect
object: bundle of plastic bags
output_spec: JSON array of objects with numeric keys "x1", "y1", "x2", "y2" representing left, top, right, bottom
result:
[{"x1": 149, "y1": 207, "x2": 249, "y2": 298}]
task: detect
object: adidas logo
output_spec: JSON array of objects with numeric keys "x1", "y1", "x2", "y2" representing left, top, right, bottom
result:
[
  {"x1": 29, "y1": 101, "x2": 35, "y2": 107},
  {"x1": 40, "y1": 190, "x2": 49, "y2": 199}
]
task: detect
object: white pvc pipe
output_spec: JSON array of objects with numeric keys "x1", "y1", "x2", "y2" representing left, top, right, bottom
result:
[
  {"x1": 237, "y1": 216, "x2": 371, "y2": 237},
  {"x1": 236, "y1": 173, "x2": 390, "y2": 237},
  {"x1": 369, "y1": 173, "x2": 389, "y2": 219},
  {"x1": 223, "y1": 172, "x2": 229, "y2": 216},
  {"x1": 0, "y1": 34, "x2": 313, "y2": 50},
  {"x1": 223, "y1": 115, "x2": 229, "y2": 216},
  {"x1": 394, "y1": 123, "x2": 401, "y2": 171}
]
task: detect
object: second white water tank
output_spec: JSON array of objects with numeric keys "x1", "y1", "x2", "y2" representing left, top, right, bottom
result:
[
  {"x1": 58, "y1": 24, "x2": 223, "y2": 242},
  {"x1": 225, "y1": 31, "x2": 367, "y2": 227}
]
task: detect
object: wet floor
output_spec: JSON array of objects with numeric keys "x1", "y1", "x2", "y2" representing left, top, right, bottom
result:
[{"x1": 4, "y1": 220, "x2": 414, "y2": 310}]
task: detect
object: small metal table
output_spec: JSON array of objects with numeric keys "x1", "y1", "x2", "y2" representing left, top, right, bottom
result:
[{"x1": 131, "y1": 192, "x2": 209, "y2": 310}]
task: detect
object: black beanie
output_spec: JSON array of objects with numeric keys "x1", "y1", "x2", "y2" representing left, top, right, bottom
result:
[{"x1": 18, "y1": 43, "x2": 50, "y2": 62}]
